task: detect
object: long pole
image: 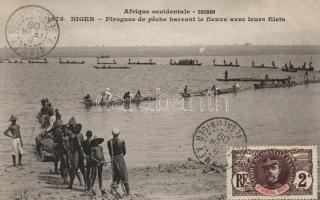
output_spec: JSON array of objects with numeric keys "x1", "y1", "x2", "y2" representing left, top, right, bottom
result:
[{"x1": 110, "y1": 139, "x2": 114, "y2": 187}]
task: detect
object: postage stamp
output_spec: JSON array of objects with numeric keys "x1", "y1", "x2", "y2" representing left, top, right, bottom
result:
[
  {"x1": 193, "y1": 117, "x2": 247, "y2": 168},
  {"x1": 5, "y1": 5, "x2": 59, "y2": 59},
  {"x1": 227, "y1": 145, "x2": 318, "y2": 199}
]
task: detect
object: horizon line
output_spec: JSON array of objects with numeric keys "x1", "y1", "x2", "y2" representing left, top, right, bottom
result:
[{"x1": 1, "y1": 44, "x2": 320, "y2": 49}]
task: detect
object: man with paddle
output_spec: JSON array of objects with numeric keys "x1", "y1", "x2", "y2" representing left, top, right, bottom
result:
[{"x1": 107, "y1": 128, "x2": 130, "y2": 197}]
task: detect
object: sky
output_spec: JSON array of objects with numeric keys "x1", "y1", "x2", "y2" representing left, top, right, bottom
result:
[{"x1": 0, "y1": 0, "x2": 319, "y2": 47}]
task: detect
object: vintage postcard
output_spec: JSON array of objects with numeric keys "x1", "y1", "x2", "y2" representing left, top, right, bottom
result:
[{"x1": 0, "y1": 0, "x2": 319, "y2": 200}]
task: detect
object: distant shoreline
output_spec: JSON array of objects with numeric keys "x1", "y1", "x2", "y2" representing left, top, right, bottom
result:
[{"x1": 1, "y1": 45, "x2": 320, "y2": 58}]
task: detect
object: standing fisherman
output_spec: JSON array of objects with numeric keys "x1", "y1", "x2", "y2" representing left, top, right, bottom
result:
[
  {"x1": 60, "y1": 125, "x2": 70, "y2": 184},
  {"x1": 68, "y1": 120, "x2": 87, "y2": 189},
  {"x1": 224, "y1": 70, "x2": 229, "y2": 80},
  {"x1": 82, "y1": 130, "x2": 93, "y2": 191},
  {"x1": 3, "y1": 115, "x2": 24, "y2": 166},
  {"x1": 89, "y1": 137, "x2": 105, "y2": 192},
  {"x1": 51, "y1": 118, "x2": 63, "y2": 174},
  {"x1": 107, "y1": 128, "x2": 130, "y2": 196}
]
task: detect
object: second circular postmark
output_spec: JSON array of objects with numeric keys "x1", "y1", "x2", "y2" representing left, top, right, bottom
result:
[
  {"x1": 5, "y1": 5, "x2": 60, "y2": 59},
  {"x1": 192, "y1": 117, "x2": 247, "y2": 168}
]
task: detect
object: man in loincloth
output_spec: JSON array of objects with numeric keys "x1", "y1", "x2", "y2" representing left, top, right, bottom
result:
[
  {"x1": 51, "y1": 117, "x2": 63, "y2": 174},
  {"x1": 107, "y1": 128, "x2": 130, "y2": 196},
  {"x1": 68, "y1": 120, "x2": 87, "y2": 189},
  {"x1": 82, "y1": 130, "x2": 93, "y2": 191},
  {"x1": 89, "y1": 137, "x2": 105, "y2": 192},
  {"x1": 3, "y1": 115, "x2": 24, "y2": 166},
  {"x1": 60, "y1": 124, "x2": 70, "y2": 184}
]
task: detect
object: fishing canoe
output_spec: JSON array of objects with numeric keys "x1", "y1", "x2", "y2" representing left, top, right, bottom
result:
[
  {"x1": 170, "y1": 59, "x2": 202, "y2": 66},
  {"x1": 59, "y1": 61, "x2": 85, "y2": 64},
  {"x1": 216, "y1": 78, "x2": 290, "y2": 82},
  {"x1": 181, "y1": 87, "x2": 237, "y2": 98},
  {"x1": 281, "y1": 68, "x2": 298, "y2": 73},
  {"x1": 128, "y1": 62, "x2": 156, "y2": 65},
  {"x1": 253, "y1": 82, "x2": 292, "y2": 89},
  {"x1": 97, "y1": 62, "x2": 117, "y2": 64},
  {"x1": 81, "y1": 96, "x2": 157, "y2": 107},
  {"x1": 35, "y1": 131, "x2": 55, "y2": 162},
  {"x1": 93, "y1": 65, "x2": 130, "y2": 69},
  {"x1": 28, "y1": 60, "x2": 48, "y2": 64},
  {"x1": 213, "y1": 59, "x2": 239, "y2": 67},
  {"x1": 171, "y1": 63, "x2": 202, "y2": 66},
  {"x1": 252, "y1": 65, "x2": 278, "y2": 69},
  {"x1": 213, "y1": 64, "x2": 239, "y2": 67},
  {"x1": 304, "y1": 79, "x2": 320, "y2": 84}
]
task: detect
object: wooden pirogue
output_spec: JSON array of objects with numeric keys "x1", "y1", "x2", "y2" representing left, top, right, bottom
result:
[
  {"x1": 216, "y1": 77, "x2": 291, "y2": 82},
  {"x1": 81, "y1": 96, "x2": 157, "y2": 107},
  {"x1": 93, "y1": 65, "x2": 130, "y2": 69},
  {"x1": 180, "y1": 87, "x2": 238, "y2": 98}
]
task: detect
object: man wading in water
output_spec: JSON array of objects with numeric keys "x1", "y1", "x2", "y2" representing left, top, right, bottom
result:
[
  {"x1": 107, "y1": 128, "x2": 130, "y2": 196},
  {"x1": 3, "y1": 115, "x2": 24, "y2": 166}
]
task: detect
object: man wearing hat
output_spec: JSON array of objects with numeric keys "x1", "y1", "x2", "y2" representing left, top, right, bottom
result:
[
  {"x1": 107, "y1": 128, "x2": 130, "y2": 196},
  {"x1": 262, "y1": 157, "x2": 282, "y2": 190},
  {"x1": 89, "y1": 136, "x2": 105, "y2": 192},
  {"x1": 3, "y1": 115, "x2": 24, "y2": 166}
]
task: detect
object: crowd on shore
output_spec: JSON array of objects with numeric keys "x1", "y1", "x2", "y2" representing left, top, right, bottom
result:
[{"x1": 4, "y1": 98, "x2": 130, "y2": 197}]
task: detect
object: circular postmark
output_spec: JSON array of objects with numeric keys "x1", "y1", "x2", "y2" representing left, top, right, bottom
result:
[
  {"x1": 5, "y1": 5, "x2": 60, "y2": 59},
  {"x1": 192, "y1": 117, "x2": 247, "y2": 168}
]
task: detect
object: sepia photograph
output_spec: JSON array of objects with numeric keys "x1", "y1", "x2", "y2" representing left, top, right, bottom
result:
[{"x1": 0, "y1": 0, "x2": 319, "y2": 199}]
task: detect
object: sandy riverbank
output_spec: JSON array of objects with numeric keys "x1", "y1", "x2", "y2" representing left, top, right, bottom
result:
[{"x1": 0, "y1": 143, "x2": 225, "y2": 200}]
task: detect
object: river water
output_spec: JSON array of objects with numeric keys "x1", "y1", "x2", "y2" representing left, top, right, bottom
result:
[{"x1": 0, "y1": 55, "x2": 319, "y2": 167}]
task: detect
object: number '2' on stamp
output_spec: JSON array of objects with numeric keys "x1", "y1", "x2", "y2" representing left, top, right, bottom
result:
[{"x1": 227, "y1": 145, "x2": 318, "y2": 199}]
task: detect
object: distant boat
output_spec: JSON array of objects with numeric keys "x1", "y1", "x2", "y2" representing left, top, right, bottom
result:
[
  {"x1": 97, "y1": 55, "x2": 110, "y2": 59},
  {"x1": 28, "y1": 58, "x2": 48, "y2": 64},
  {"x1": 97, "y1": 58, "x2": 117, "y2": 65},
  {"x1": 0, "y1": 58, "x2": 9, "y2": 63},
  {"x1": 281, "y1": 67, "x2": 298, "y2": 73},
  {"x1": 281, "y1": 61, "x2": 314, "y2": 72},
  {"x1": 170, "y1": 59, "x2": 202, "y2": 66},
  {"x1": 213, "y1": 59, "x2": 239, "y2": 67},
  {"x1": 59, "y1": 58, "x2": 85, "y2": 64},
  {"x1": 304, "y1": 79, "x2": 320, "y2": 84},
  {"x1": 251, "y1": 61, "x2": 278, "y2": 69},
  {"x1": 128, "y1": 58, "x2": 156, "y2": 65},
  {"x1": 8, "y1": 59, "x2": 24, "y2": 64},
  {"x1": 254, "y1": 82, "x2": 293, "y2": 89},
  {"x1": 81, "y1": 96, "x2": 156, "y2": 107},
  {"x1": 93, "y1": 65, "x2": 130, "y2": 69},
  {"x1": 252, "y1": 65, "x2": 278, "y2": 69},
  {"x1": 216, "y1": 77, "x2": 290, "y2": 82},
  {"x1": 181, "y1": 87, "x2": 238, "y2": 98}
]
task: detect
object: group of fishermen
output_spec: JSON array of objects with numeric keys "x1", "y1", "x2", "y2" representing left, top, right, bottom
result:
[
  {"x1": 282, "y1": 60, "x2": 314, "y2": 71},
  {"x1": 35, "y1": 98, "x2": 130, "y2": 196},
  {"x1": 83, "y1": 89, "x2": 143, "y2": 105}
]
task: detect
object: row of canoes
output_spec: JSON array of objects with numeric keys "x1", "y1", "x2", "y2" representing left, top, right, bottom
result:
[
  {"x1": 0, "y1": 57, "x2": 316, "y2": 71},
  {"x1": 81, "y1": 77, "x2": 320, "y2": 108}
]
